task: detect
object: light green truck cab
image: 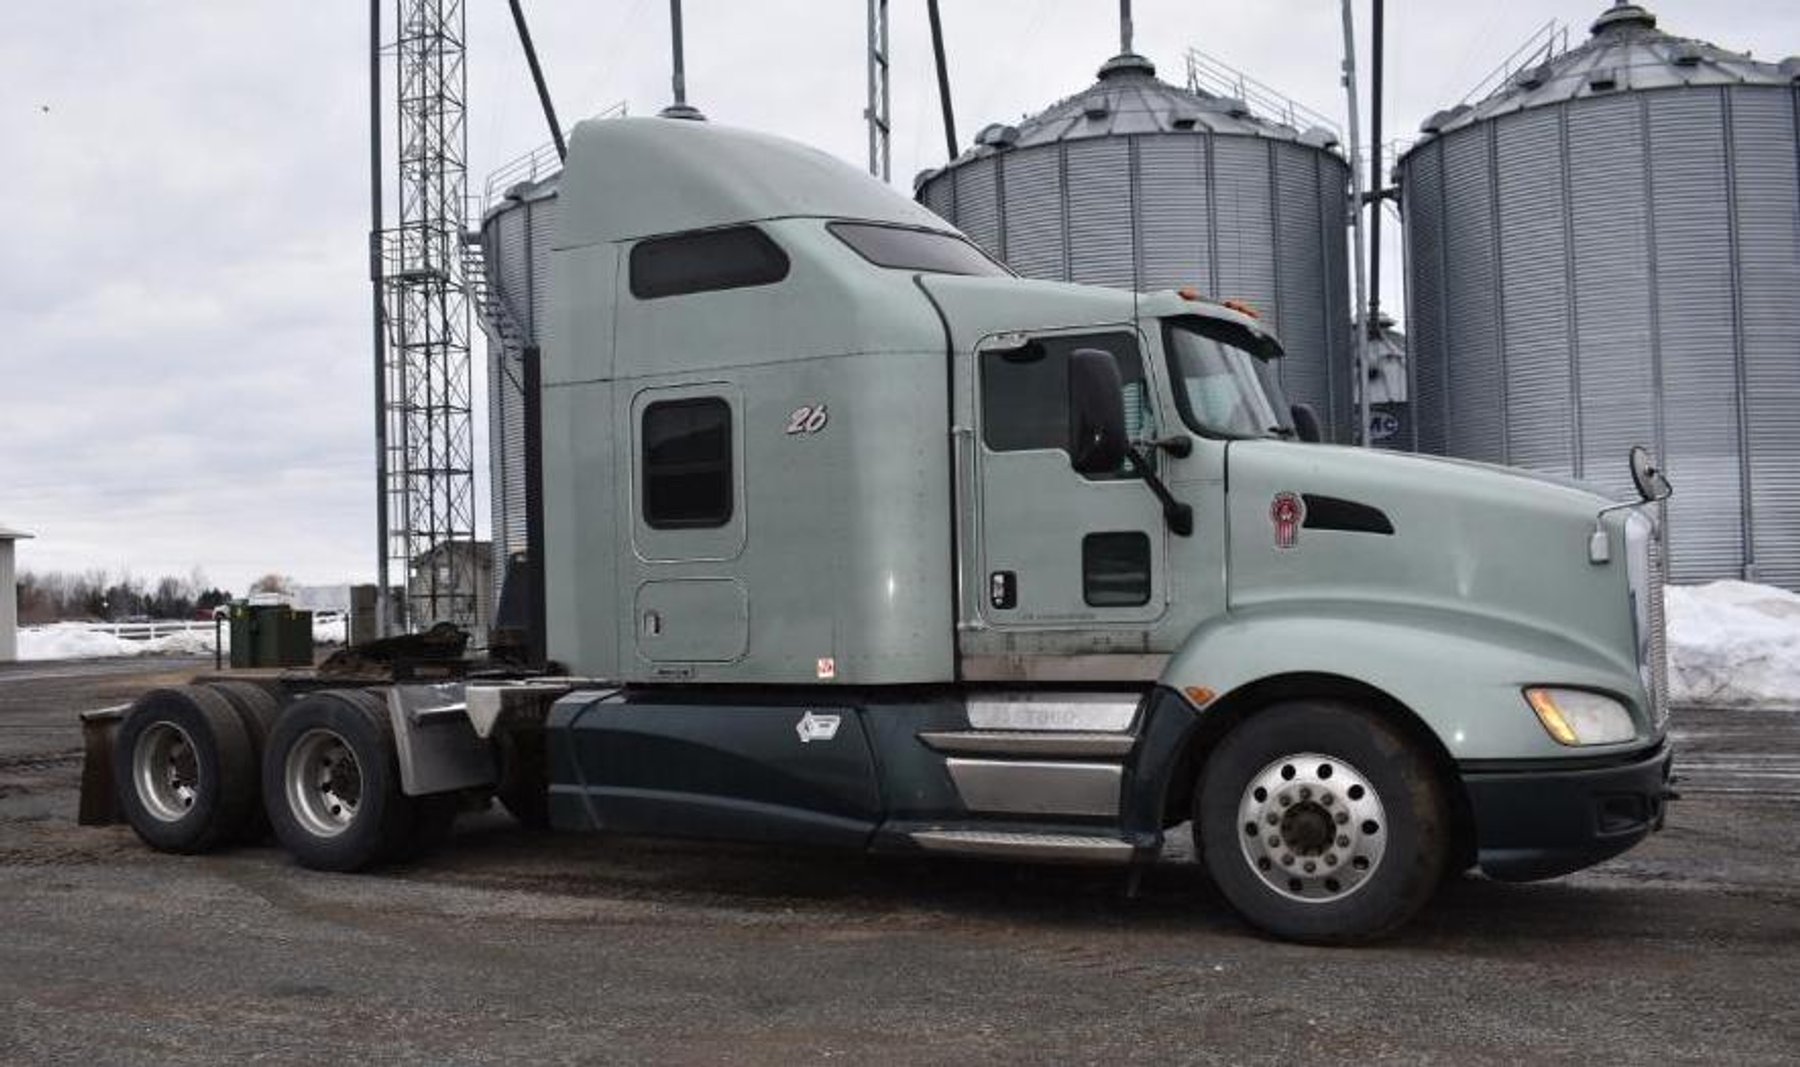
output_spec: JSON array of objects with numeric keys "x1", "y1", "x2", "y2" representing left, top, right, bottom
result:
[{"x1": 533, "y1": 115, "x2": 1673, "y2": 943}]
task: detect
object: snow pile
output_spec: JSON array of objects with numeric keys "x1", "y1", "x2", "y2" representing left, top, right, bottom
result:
[
  {"x1": 314, "y1": 614, "x2": 347, "y2": 646},
  {"x1": 18, "y1": 624, "x2": 223, "y2": 661},
  {"x1": 1665, "y1": 581, "x2": 1800, "y2": 708},
  {"x1": 16, "y1": 613, "x2": 347, "y2": 662}
]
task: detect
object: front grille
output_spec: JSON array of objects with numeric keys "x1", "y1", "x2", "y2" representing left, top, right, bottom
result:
[{"x1": 1645, "y1": 529, "x2": 1670, "y2": 727}]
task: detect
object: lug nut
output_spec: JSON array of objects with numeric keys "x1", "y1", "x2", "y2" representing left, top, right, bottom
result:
[
  {"x1": 1338, "y1": 835, "x2": 1350, "y2": 847},
  {"x1": 1321, "y1": 793, "x2": 1334, "y2": 806},
  {"x1": 1267, "y1": 835, "x2": 1281, "y2": 848},
  {"x1": 1299, "y1": 787, "x2": 1312, "y2": 800},
  {"x1": 1325, "y1": 853, "x2": 1339, "y2": 866},
  {"x1": 1304, "y1": 861, "x2": 1316, "y2": 873},
  {"x1": 1281, "y1": 854, "x2": 1295, "y2": 867},
  {"x1": 1335, "y1": 811, "x2": 1349, "y2": 825}
]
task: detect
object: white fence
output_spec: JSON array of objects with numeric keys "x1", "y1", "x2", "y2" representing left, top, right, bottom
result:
[{"x1": 80, "y1": 611, "x2": 345, "y2": 642}]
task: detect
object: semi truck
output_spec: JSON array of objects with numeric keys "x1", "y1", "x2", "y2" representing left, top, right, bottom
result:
[{"x1": 82, "y1": 115, "x2": 1675, "y2": 944}]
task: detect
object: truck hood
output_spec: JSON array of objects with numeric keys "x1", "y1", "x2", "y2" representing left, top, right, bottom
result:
[{"x1": 1221, "y1": 440, "x2": 1637, "y2": 676}]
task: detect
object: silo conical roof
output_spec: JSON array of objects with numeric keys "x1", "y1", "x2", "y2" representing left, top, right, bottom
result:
[
  {"x1": 918, "y1": 50, "x2": 1339, "y2": 189},
  {"x1": 1416, "y1": 0, "x2": 1798, "y2": 139}
]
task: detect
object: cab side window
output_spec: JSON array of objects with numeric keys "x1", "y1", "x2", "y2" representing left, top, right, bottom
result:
[{"x1": 979, "y1": 332, "x2": 1150, "y2": 478}]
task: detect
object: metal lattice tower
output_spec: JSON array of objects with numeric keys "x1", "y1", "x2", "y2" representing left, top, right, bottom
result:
[
  {"x1": 864, "y1": 0, "x2": 891, "y2": 180},
  {"x1": 380, "y1": 0, "x2": 476, "y2": 632}
]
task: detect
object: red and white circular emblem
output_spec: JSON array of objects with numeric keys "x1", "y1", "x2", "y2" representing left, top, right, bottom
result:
[{"x1": 1271, "y1": 492, "x2": 1305, "y2": 549}]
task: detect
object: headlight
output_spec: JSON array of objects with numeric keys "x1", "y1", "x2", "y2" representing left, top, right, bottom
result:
[{"x1": 1525, "y1": 688, "x2": 1638, "y2": 746}]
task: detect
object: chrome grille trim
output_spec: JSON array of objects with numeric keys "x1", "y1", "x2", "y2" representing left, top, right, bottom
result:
[
  {"x1": 1647, "y1": 525, "x2": 1670, "y2": 726},
  {"x1": 1628, "y1": 510, "x2": 1671, "y2": 729}
]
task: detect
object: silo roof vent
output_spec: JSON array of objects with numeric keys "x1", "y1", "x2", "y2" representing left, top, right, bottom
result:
[
  {"x1": 975, "y1": 122, "x2": 1020, "y2": 149},
  {"x1": 1590, "y1": 2, "x2": 1657, "y2": 36},
  {"x1": 1669, "y1": 42, "x2": 1703, "y2": 66},
  {"x1": 1300, "y1": 125, "x2": 1339, "y2": 150},
  {"x1": 1513, "y1": 62, "x2": 1553, "y2": 90},
  {"x1": 1097, "y1": 52, "x2": 1157, "y2": 80}
]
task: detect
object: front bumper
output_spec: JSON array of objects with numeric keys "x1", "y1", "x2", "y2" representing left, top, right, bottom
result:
[{"x1": 1462, "y1": 741, "x2": 1674, "y2": 882}]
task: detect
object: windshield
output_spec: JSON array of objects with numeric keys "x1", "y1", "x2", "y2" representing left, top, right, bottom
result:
[
  {"x1": 1164, "y1": 318, "x2": 1288, "y2": 439},
  {"x1": 828, "y1": 221, "x2": 1010, "y2": 277}
]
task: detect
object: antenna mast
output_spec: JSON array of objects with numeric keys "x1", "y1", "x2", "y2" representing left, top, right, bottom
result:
[{"x1": 865, "y1": 0, "x2": 891, "y2": 180}]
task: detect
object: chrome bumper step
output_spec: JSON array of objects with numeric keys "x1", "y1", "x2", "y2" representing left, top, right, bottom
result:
[
  {"x1": 916, "y1": 729, "x2": 1134, "y2": 758},
  {"x1": 907, "y1": 829, "x2": 1135, "y2": 864}
]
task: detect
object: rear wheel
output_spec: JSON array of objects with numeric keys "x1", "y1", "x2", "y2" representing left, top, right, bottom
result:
[
  {"x1": 263, "y1": 689, "x2": 415, "y2": 871},
  {"x1": 1196, "y1": 700, "x2": 1448, "y2": 944},
  {"x1": 203, "y1": 680, "x2": 285, "y2": 842},
  {"x1": 114, "y1": 686, "x2": 257, "y2": 853}
]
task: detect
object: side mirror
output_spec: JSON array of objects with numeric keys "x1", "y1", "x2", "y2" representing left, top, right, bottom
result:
[
  {"x1": 1290, "y1": 403, "x2": 1323, "y2": 444},
  {"x1": 1068, "y1": 348, "x2": 1128, "y2": 475},
  {"x1": 1628, "y1": 445, "x2": 1672, "y2": 502}
]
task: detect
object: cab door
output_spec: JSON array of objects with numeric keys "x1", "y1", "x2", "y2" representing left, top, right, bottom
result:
[{"x1": 970, "y1": 328, "x2": 1169, "y2": 642}]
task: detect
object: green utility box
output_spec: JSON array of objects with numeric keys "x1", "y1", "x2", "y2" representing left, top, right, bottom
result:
[{"x1": 228, "y1": 603, "x2": 314, "y2": 668}]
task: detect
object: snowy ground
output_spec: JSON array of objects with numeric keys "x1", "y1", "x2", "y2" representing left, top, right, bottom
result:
[
  {"x1": 16, "y1": 614, "x2": 346, "y2": 662},
  {"x1": 13, "y1": 585, "x2": 1797, "y2": 708}
]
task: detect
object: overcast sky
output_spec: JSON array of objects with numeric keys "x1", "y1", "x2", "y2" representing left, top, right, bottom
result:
[{"x1": 2, "y1": 1, "x2": 1790, "y2": 594}]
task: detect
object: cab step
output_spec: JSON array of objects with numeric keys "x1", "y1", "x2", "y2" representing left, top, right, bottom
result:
[{"x1": 906, "y1": 828, "x2": 1135, "y2": 864}]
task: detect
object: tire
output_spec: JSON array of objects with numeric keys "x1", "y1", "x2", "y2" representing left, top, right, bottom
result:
[
  {"x1": 204, "y1": 681, "x2": 283, "y2": 750},
  {"x1": 493, "y1": 726, "x2": 550, "y2": 829},
  {"x1": 113, "y1": 686, "x2": 258, "y2": 854},
  {"x1": 1195, "y1": 701, "x2": 1449, "y2": 945},
  {"x1": 263, "y1": 688, "x2": 415, "y2": 872},
  {"x1": 203, "y1": 681, "x2": 285, "y2": 843}
]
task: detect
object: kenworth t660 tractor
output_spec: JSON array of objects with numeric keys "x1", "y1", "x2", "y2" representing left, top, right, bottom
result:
[{"x1": 83, "y1": 116, "x2": 1675, "y2": 944}]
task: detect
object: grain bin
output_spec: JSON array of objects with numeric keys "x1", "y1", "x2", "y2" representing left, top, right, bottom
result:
[
  {"x1": 476, "y1": 167, "x2": 560, "y2": 609},
  {"x1": 915, "y1": 51, "x2": 1355, "y2": 440},
  {"x1": 1398, "y1": 2, "x2": 1800, "y2": 588}
]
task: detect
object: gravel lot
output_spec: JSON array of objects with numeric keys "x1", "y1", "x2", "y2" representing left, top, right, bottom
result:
[{"x1": 2, "y1": 659, "x2": 1797, "y2": 1064}]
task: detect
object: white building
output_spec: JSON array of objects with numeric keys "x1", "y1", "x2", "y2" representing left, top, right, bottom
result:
[{"x1": 0, "y1": 524, "x2": 33, "y2": 663}]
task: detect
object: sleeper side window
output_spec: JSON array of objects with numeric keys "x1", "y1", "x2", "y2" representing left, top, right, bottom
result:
[
  {"x1": 629, "y1": 226, "x2": 789, "y2": 299},
  {"x1": 979, "y1": 331, "x2": 1151, "y2": 478},
  {"x1": 642, "y1": 398, "x2": 732, "y2": 529}
]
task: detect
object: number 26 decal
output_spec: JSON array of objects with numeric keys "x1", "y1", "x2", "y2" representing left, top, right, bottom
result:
[{"x1": 785, "y1": 403, "x2": 829, "y2": 435}]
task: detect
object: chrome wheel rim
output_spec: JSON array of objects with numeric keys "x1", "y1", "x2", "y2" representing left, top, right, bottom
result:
[
  {"x1": 132, "y1": 721, "x2": 200, "y2": 822},
  {"x1": 285, "y1": 728, "x2": 362, "y2": 838},
  {"x1": 1236, "y1": 752, "x2": 1387, "y2": 903}
]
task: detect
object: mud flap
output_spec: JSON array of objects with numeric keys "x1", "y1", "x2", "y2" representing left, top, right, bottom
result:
[{"x1": 77, "y1": 704, "x2": 128, "y2": 826}]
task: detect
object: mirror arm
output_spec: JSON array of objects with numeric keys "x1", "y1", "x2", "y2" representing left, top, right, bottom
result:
[
  {"x1": 1125, "y1": 446, "x2": 1194, "y2": 537},
  {"x1": 1146, "y1": 434, "x2": 1192, "y2": 458}
]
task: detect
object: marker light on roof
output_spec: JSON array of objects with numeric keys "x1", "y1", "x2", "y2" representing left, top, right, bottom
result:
[{"x1": 1222, "y1": 299, "x2": 1261, "y2": 319}]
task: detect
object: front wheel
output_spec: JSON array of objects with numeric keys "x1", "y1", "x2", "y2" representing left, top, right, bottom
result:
[{"x1": 1196, "y1": 701, "x2": 1449, "y2": 944}]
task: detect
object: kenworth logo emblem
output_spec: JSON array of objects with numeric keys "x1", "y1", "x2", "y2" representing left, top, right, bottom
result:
[
  {"x1": 1271, "y1": 492, "x2": 1305, "y2": 550},
  {"x1": 796, "y1": 711, "x2": 841, "y2": 744}
]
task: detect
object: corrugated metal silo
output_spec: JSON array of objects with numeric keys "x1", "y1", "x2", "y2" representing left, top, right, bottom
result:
[
  {"x1": 1399, "y1": 2, "x2": 1800, "y2": 588},
  {"x1": 477, "y1": 171, "x2": 560, "y2": 606},
  {"x1": 916, "y1": 52, "x2": 1356, "y2": 440}
]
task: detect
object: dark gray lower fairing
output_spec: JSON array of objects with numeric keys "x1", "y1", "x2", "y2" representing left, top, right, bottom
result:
[{"x1": 546, "y1": 686, "x2": 1202, "y2": 859}]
